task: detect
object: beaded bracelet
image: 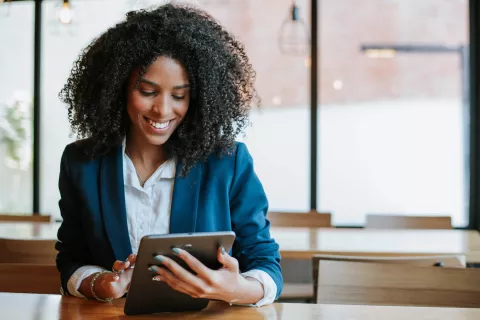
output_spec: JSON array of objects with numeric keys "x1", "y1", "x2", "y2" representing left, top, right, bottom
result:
[{"x1": 90, "y1": 270, "x2": 114, "y2": 303}]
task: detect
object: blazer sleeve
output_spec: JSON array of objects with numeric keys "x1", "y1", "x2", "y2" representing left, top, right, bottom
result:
[
  {"x1": 55, "y1": 145, "x2": 94, "y2": 295},
  {"x1": 229, "y1": 143, "x2": 283, "y2": 299}
]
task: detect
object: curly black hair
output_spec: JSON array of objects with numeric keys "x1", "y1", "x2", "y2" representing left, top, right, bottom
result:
[{"x1": 59, "y1": 3, "x2": 258, "y2": 176}]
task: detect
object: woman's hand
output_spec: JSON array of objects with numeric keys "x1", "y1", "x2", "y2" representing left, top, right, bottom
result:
[
  {"x1": 149, "y1": 247, "x2": 264, "y2": 305},
  {"x1": 79, "y1": 254, "x2": 136, "y2": 300}
]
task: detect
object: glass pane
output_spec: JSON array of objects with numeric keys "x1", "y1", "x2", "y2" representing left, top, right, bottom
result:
[
  {"x1": 184, "y1": 0, "x2": 311, "y2": 211},
  {"x1": 41, "y1": 0, "x2": 311, "y2": 218},
  {"x1": 317, "y1": 0, "x2": 469, "y2": 226},
  {"x1": 0, "y1": 1, "x2": 34, "y2": 214},
  {"x1": 40, "y1": 0, "x2": 133, "y2": 218}
]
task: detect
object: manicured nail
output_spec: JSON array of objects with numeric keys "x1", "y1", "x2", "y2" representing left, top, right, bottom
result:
[
  {"x1": 114, "y1": 275, "x2": 119, "y2": 281},
  {"x1": 149, "y1": 265, "x2": 159, "y2": 273},
  {"x1": 221, "y1": 246, "x2": 226, "y2": 255},
  {"x1": 172, "y1": 248, "x2": 181, "y2": 255},
  {"x1": 154, "y1": 255, "x2": 164, "y2": 264},
  {"x1": 152, "y1": 276, "x2": 161, "y2": 281}
]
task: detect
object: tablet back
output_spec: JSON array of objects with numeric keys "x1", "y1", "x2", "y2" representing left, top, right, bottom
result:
[{"x1": 124, "y1": 231, "x2": 235, "y2": 315}]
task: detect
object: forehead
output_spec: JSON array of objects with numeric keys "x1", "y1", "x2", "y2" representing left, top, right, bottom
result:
[{"x1": 141, "y1": 56, "x2": 189, "y2": 84}]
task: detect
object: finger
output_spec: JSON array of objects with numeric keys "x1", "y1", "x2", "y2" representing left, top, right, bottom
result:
[
  {"x1": 152, "y1": 255, "x2": 205, "y2": 290},
  {"x1": 171, "y1": 248, "x2": 212, "y2": 278},
  {"x1": 127, "y1": 254, "x2": 136, "y2": 268},
  {"x1": 217, "y1": 246, "x2": 239, "y2": 272},
  {"x1": 112, "y1": 259, "x2": 130, "y2": 273},
  {"x1": 155, "y1": 268, "x2": 201, "y2": 298}
]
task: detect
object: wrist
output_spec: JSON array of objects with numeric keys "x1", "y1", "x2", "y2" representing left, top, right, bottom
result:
[
  {"x1": 229, "y1": 274, "x2": 264, "y2": 305},
  {"x1": 90, "y1": 271, "x2": 113, "y2": 302}
]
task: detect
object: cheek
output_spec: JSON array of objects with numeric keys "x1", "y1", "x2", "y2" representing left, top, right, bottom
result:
[
  {"x1": 178, "y1": 101, "x2": 190, "y2": 118},
  {"x1": 127, "y1": 93, "x2": 151, "y2": 115}
]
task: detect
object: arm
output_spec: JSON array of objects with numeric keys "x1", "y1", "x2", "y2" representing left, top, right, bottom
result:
[
  {"x1": 56, "y1": 145, "x2": 96, "y2": 295},
  {"x1": 229, "y1": 143, "x2": 283, "y2": 300},
  {"x1": 56, "y1": 146, "x2": 134, "y2": 299}
]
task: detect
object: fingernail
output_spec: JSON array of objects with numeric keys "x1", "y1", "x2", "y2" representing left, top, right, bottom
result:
[
  {"x1": 152, "y1": 276, "x2": 161, "y2": 281},
  {"x1": 154, "y1": 255, "x2": 164, "y2": 263},
  {"x1": 149, "y1": 265, "x2": 159, "y2": 273},
  {"x1": 114, "y1": 275, "x2": 119, "y2": 281},
  {"x1": 172, "y1": 248, "x2": 181, "y2": 255},
  {"x1": 221, "y1": 246, "x2": 226, "y2": 255}
]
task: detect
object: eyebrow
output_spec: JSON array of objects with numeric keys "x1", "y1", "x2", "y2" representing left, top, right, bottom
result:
[{"x1": 139, "y1": 78, "x2": 190, "y2": 90}]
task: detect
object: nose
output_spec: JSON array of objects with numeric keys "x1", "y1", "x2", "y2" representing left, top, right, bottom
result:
[{"x1": 151, "y1": 93, "x2": 172, "y2": 117}]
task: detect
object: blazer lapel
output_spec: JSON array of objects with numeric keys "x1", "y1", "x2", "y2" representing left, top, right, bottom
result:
[
  {"x1": 170, "y1": 162, "x2": 202, "y2": 233},
  {"x1": 100, "y1": 144, "x2": 132, "y2": 260}
]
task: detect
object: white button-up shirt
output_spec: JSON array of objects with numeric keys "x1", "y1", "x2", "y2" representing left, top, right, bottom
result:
[{"x1": 67, "y1": 141, "x2": 277, "y2": 306}]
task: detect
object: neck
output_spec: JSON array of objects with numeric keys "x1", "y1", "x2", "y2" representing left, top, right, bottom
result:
[{"x1": 125, "y1": 132, "x2": 167, "y2": 170}]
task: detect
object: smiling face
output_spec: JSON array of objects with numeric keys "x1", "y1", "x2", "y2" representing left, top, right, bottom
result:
[{"x1": 126, "y1": 56, "x2": 190, "y2": 147}]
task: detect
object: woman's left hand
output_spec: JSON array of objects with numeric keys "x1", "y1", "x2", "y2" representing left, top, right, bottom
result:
[{"x1": 149, "y1": 247, "x2": 264, "y2": 305}]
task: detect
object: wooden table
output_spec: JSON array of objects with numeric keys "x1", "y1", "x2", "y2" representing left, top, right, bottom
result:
[
  {"x1": 2, "y1": 293, "x2": 480, "y2": 320},
  {"x1": 270, "y1": 227, "x2": 480, "y2": 262},
  {"x1": 1, "y1": 222, "x2": 480, "y2": 263}
]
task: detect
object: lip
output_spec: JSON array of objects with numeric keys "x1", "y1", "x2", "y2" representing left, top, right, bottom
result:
[{"x1": 143, "y1": 116, "x2": 173, "y2": 134}]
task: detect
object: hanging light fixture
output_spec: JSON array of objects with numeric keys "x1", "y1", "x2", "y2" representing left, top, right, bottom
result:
[
  {"x1": 57, "y1": 0, "x2": 74, "y2": 25},
  {"x1": 278, "y1": 1, "x2": 309, "y2": 56}
]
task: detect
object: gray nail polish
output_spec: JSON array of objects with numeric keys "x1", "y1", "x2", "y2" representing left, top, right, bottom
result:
[
  {"x1": 221, "y1": 246, "x2": 226, "y2": 255},
  {"x1": 153, "y1": 255, "x2": 164, "y2": 263},
  {"x1": 172, "y1": 247, "x2": 181, "y2": 255},
  {"x1": 149, "y1": 265, "x2": 159, "y2": 273}
]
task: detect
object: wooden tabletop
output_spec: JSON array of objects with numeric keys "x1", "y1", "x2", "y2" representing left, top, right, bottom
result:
[
  {"x1": 270, "y1": 227, "x2": 480, "y2": 261},
  {"x1": 2, "y1": 293, "x2": 480, "y2": 320},
  {"x1": 1, "y1": 222, "x2": 480, "y2": 262}
]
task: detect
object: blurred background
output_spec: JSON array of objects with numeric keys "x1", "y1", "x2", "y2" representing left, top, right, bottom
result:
[{"x1": 0, "y1": 0, "x2": 474, "y2": 228}]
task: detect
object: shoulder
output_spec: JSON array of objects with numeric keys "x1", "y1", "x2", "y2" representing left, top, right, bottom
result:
[
  {"x1": 62, "y1": 139, "x2": 93, "y2": 163},
  {"x1": 204, "y1": 142, "x2": 252, "y2": 168}
]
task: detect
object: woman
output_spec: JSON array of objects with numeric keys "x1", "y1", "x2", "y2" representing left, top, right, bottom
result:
[{"x1": 55, "y1": 4, "x2": 282, "y2": 306}]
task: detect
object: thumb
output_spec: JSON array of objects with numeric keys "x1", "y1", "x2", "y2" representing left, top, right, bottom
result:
[{"x1": 217, "y1": 246, "x2": 239, "y2": 271}]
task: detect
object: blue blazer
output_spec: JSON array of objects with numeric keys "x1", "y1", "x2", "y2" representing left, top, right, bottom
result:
[{"x1": 55, "y1": 141, "x2": 283, "y2": 298}]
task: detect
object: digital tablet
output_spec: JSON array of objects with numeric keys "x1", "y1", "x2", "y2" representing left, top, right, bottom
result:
[{"x1": 124, "y1": 231, "x2": 236, "y2": 315}]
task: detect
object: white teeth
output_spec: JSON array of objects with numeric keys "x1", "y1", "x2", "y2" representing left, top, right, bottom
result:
[{"x1": 147, "y1": 118, "x2": 170, "y2": 129}]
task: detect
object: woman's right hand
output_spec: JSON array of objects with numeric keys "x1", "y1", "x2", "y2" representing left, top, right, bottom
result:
[{"x1": 79, "y1": 254, "x2": 136, "y2": 300}]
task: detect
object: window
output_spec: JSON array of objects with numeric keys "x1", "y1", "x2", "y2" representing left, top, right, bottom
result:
[
  {"x1": 0, "y1": 1, "x2": 34, "y2": 214},
  {"x1": 40, "y1": 0, "x2": 131, "y2": 218},
  {"x1": 40, "y1": 0, "x2": 311, "y2": 218},
  {"x1": 317, "y1": 0, "x2": 469, "y2": 226},
  {"x1": 186, "y1": 0, "x2": 311, "y2": 212}
]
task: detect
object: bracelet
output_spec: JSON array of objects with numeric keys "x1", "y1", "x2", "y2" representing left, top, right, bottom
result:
[{"x1": 90, "y1": 271, "x2": 114, "y2": 303}]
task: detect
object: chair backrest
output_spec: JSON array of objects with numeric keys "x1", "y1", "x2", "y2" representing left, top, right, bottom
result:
[
  {"x1": 267, "y1": 211, "x2": 331, "y2": 228},
  {"x1": 0, "y1": 264, "x2": 60, "y2": 294},
  {"x1": 312, "y1": 254, "x2": 465, "y2": 302},
  {"x1": 316, "y1": 260, "x2": 480, "y2": 308},
  {"x1": 365, "y1": 214, "x2": 452, "y2": 229},
  {"x1": 0, "y1": 239, "x2": 57, "y2": 264},
  {"x1": 0, "y1": 214, "x2": 52, "y2": 223}
]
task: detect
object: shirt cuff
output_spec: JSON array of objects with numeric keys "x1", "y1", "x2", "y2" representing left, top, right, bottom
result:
[
  {"x1": 67, "y1": 265, "x2": 106, "y2": 298},
  {"x1": 237, "y1": 269, "x2": 277, "y2": 307}
]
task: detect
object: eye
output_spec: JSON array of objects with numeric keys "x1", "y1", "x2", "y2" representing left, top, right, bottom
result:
[
  {"x1": 139, "y1": 90, "x2": 156, "y2": 97},
  {"x1": 172, "y1": 95, "x2": 185, "y2": 100}
]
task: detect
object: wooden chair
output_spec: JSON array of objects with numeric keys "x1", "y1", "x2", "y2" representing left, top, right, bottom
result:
[
  {"x1": 315, "y1": 259, "x2": 480, "y2": 307},
  {"x1": 0, "y1": 239, "x2": 57, "y2": 264},
  {"x1": 365, "y1": 214, "x2": 452, "y2": 229},
  {"x1": 0, "y1": 264, "x2": 61, "y2": 294},
  {"x1": 267, "y1": 211, "x2": 331, "y2": 301},
  {"x1": 311, "y1": 254, "x2": 465, "y2": 302},
  {"x1": 268, "y1": 211, "x2": 331, "y2": 228},
  {"x1": 0, "y1": 214, "x2": 52, "y2": 223}
]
